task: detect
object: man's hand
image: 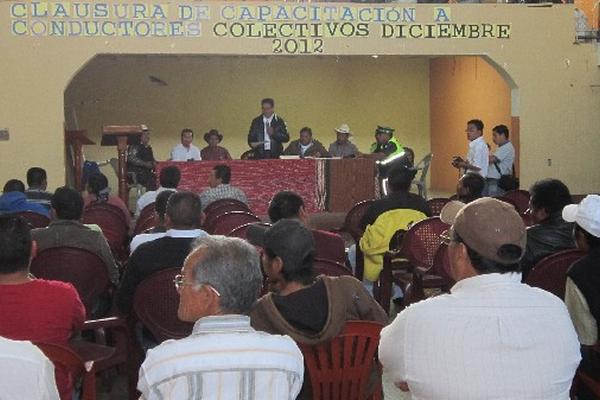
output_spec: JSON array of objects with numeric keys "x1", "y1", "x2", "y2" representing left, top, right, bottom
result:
[
  {"x1": 250, "y1": 141, "x2": 264, "y2": 149},
  {"x1": 267, "y1": 126, "x2": 274, "y2": 136},
  {"x1": 395, "y1": 382, "x2": 410, "y2": 392},
  {"x1": 451, "y1": 156, "x2": 464, "y2": 169},
  {"x1": 489, "y1": 155, "x2": 498, "y2": 164}
]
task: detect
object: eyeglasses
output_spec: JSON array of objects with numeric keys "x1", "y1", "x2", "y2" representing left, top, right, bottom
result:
[{"x1": 173, "y1": 274, "x2": 221, "y2": 297}]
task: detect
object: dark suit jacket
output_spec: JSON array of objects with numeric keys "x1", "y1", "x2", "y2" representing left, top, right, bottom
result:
[{"x1": 247, "y1": 114, "x2": 289, "y2": 159}]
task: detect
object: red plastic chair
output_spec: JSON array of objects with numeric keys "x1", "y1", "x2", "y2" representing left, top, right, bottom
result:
[
  {"x1": 30, "y1": 247, "x2": 111, "y2": 317},
  {"x1": 495, "y1": 195, "x2": 520, "y2": 211},
  {"x1": 82, "y1": 203, "x2": 129, "y2": 261},
  {"x1": 314, "y1": 258, "x2": 352, "y2": 277},
  {"x1": 35, "y1": 342, "x2": 96, "y2": 400},
  {"x1": 400, "y1": 217, "x2": 450, "y2": 272},
  {"x1": 133, "y1": 203, "x2": 156, "y2": 235},
  {"x1": 14, "y1": 211, "x2": 50, "y2": 228},
  {"x1": 298, "y1": 321, "x2": 384, "y2": 400},
  {"x1": 525, "y1": 249, "x2": 585, "y2": 299},
  {"x1": 227, "y1": 222, "x2": 271, "y2": 238},
  {"x1": 312, "y1": 230, "x2": 347, "y2": 265},
  {"x1": 337, "y1": 199, "x2": 375, "y2": 243},
  {"x1": 501, "y1": 189, "x2": 530, "y2": 215},
  {"x1": 207, "y1": 211, "x2": 261, "y2": 235},
  {"x1": 204, "y1": 198, "x2": 250, "y2": 216},
  {"x1": 133, "y1": 267, "x2": 194, "y2": 343},
  {"x1": 426, "y1": 198, "x2": 451, "y2": 217}
]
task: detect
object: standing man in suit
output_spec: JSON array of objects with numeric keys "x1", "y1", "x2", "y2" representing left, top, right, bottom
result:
[{"x1": 247, "y1": 98, "x2": 289, "y2": 159}]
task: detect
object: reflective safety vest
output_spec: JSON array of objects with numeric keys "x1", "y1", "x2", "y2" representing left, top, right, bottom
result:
[{"x1": 370, "y1": 136, "x2": 404, "y2": 160}]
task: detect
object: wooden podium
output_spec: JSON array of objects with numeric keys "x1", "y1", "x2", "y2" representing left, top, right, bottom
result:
[
  {"x1": 101, "y1": 125, "x2": 143, "y2": 205},
  {"x1": 65, "y1": 130, "x2": 95, "y2": 192}
]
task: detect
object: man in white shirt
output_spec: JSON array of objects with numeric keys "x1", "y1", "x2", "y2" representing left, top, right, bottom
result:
[
  {"x1": 170, "y1": 128, "x2": 202, "y2": 161},
  {"x1": 452, "y1": 119, "x2": 489, "y2": 177},
  {"x1": 486, "y1": 124, "x2": 516, "y2": 196},
  {"x1": 138, "y1": 235, "x2": 304, "y2": 400},
  {"x1": 379, "y1": 197, "x2": 581, "y2": 400},
  {"x1": 130, "y1": 189, "x2": 175, "y2": 254},
  {"x1": 135, "y1": 165, "x2": 180, "y2": 217},
  {"x1": 0, "y1": 337, "x2": 60, "y2": 400}
]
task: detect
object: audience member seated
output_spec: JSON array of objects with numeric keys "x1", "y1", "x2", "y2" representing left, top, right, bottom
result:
[
  {"x1": 135, "y1": 165, "x2": 181, "y2": 217},
  {"x1": 200, "y1": 129, "x2": 232, "y2": 161},
  {"x1": 520, "y1": 178, "x2": 575, "y2": 278},
  {"x1": 84, "y1": 172, "x2": 131, "y2": 229},
  {"x1": 138, "y1": 235, "x2": 304, "y2": 400},
  {"x1": 269, "y1": 190, "x2": 346, "y2": 264},
  {"x1": 0, "y1": 179, "x2": 50, "y2": 217},
  {"x1": 283, "y1": 127, "x2": 329, "y2": 158},
  {"x1": 248, "y1": 219, "x2": 387, "y2": 399},
  {"x1": 199, "y1": 164, "x2": 248, "y2": 211},
  {"x1": 328, "y1": 123, "x2": 359, "y2": 158},
  {"x1": 0, "y1": 215, "x2": 85, "y2": 400},
  {"x1": 118, "y1": 192, "x2": 207, "y2": 315},
  {"x1": 32, "y1": 187, "x2": 119, "y2": 285},
  {"x1": 456, "y1": 173, "x2": 485, "y2": 204},
  {"x1": 563, "y1": 195, "x2": 600, "y2": 388},
  {"x1": 25, "y1": 167, "x2": 53, "y2": 209},
  {"x1": 170, "y1": 128, "x2": 201, "y2": 162},
  {"x1": 0, "y1": 336, "x2": 60, "y2": 400},
  {"x1": 129, "y1": 190, "x2": 175, "y2": 254},
  {"x1": 379, "y1": 198, "x2": 581, "y2": 399}
]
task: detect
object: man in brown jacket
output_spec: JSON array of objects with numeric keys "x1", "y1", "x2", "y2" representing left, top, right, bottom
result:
[
  {"x1": 248, "y1": 219, "x2": 387, "y2": 399},
  {"x1": 283, "y1": 127, "x2": 329, "y2": 158}
]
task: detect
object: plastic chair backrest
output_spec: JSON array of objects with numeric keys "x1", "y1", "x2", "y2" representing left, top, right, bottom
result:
[
  {"x1": 227, "y1": 222, "x2": 271, "y2": 238},
  {"x1": 133, "y1": 267, "x2": 194, "y2": 343},
  {"x1": 344, "y1": 199, "x2": 375, "y2": 243},
  {"x1": 14, "y1": 211, "x2": 50, "y2": 228},
  {"x1": 82, "y1": 203, "x2": 128, "y2": 251},
  {"x1": 35, "y1": 342, "x2": 96, "y2": 400},
  {"x1": 415, "y1": 153, "x2": 433, "y2": 184},
  {"x1": 204, "y1": 198, "x2": 250, "y2": 216},
  {"x1": 400, "y1": 217, "x2": 450, "y2": 271},
  {"x1": 30, "y1": 247, "x2": 110, "y2": 316},
  {"x1": 501, "y1": 189, "x2": 530, "y2": 215},
  {"x1": 525, "y1": 249, "x2": 585, "y2": 299},
  {"x1": 207, "y1": 211, "x2": 261, "y2": 235},
  {"x1": 134, "y1": 203, "x2": 156, "y2": 235},
  {"x1": 312, "y1": 230, "x2": 347, "y2": 265},
  {"x1": 431, "y1": 243, "x2": 455, "y2": 288},
  {"x1": 313, "y1": 258, "x2": 352, "y2": 277},
  {"x1": 298, "y1": 320, "x2": 383, "y2": 400},
  {"x1": 426, "y1": 198, "x2": 450, "y2": 217}
]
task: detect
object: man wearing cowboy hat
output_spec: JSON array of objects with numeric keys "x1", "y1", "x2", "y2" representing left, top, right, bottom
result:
[
  {"x1": 200, "y1": 129, "x2": 232, "y2": 161},
  {"x1": 328, "y1": 123, "x2": 359, "y2": 158}
]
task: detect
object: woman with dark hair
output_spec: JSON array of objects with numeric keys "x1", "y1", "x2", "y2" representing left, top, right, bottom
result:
[
  {"x1": 200, "y1": 129, "x2": 232, "y2": 161},
  {"x1": 84, "y1": 172, "x2": 131, "y2": 228}
]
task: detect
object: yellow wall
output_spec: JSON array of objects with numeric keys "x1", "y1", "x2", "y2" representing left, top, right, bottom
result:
[
  {"x1": 1, "y1": 2, "x2": 599, "y2": 194},
  {"x1": 64, "y1": 55, "x2": 431, "y2": 175},
  {"x1": 430, "y1": 56, "x2": 512, "y2": 193}
]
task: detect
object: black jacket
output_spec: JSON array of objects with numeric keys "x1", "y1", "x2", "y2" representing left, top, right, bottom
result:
[
  {"x1": 520, "y1": 213, "x2": 575, "y2": 279},
  {"x1": 247, "y1": 114, "x2": 289, "y2": 159},
  {"x1": 568, "y1": 247, "x2": 600, "y2": 334}
]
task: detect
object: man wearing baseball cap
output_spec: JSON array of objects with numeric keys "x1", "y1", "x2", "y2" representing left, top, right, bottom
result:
[
  {"x1": 247, "y1": 219, "x2": 387, "y2": 399},
  {"x1": 563, "y1": 195, "x2": 600, "y2": 349},
  {"x1": 379, "y1": 198, "x2": 580, "y2": 399}
]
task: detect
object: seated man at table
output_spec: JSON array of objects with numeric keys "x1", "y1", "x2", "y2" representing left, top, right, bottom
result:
[
  {"x1": 0, "y1": 215, "x2": 86, "y2": 400},
  {"x1": 170, "y1": 128, "x2": 201, "y2": 162},
  {"x1": 25, "y1": 167, "x2": 53, "y2": 209},
  {"x1": 32, "y1": 187, "x2": 119, "y2": 286},
  {"x1": 328, "y1": 123, "x2": 359, "y2": 158},
  {"x1": 269, "y1": 191, "x2": 346, "y2": 265},
  {"x1": 0, "y1": 179, "x2": 49, "y2": 217},
  {"x1": 199, "y1": 165, "x2": 248, "y2": 211},
  {"x1": 379, "y1": 198, "x2": 581, "y2": 399},
  {"x1": 370, "y1": 125, "x2": 404, "y2": 161},
  {"x1": 135, "y1": 165, "x2": 181, "y2": 217},
  {"x1": 283, "y1": 127, "x2": 329, "y2": 158},
  {"x1": 248, "y1": 98, "x2": 289, "y2": 159},
  {"x1": 129, "y1": 190, "x2": 175, "y2": 254},
  {"x1": 200, "y1": 129, "x2": 232, "y2": 161}
]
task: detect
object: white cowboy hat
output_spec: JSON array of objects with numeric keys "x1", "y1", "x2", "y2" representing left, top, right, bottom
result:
[{"x1": 334, "y1": 123, "x2": 352, "y2": 136}]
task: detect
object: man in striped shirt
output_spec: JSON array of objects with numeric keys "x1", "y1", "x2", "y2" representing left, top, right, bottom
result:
[{"x1": 138, "y1": 235, "x2": 304, "y2": 400}]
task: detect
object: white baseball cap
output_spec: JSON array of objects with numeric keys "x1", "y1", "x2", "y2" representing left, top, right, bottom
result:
[{"x1": 562, "y1": 195, "x2": 600, "y2": 238}]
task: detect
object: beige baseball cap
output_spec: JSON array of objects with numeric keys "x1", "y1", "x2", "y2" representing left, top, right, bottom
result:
[
  {"x1": 563, "y1": 195, "x2": 600, "y2": 238},
  {"x1": 440, "y1": 197, "x2": 527, "y2": 265}
]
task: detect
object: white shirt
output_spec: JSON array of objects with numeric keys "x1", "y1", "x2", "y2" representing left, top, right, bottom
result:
[
  {"x1": 379, "y1": 273, "x2": 581, "y2": 400},
  {"x1": 300, "y1": 142, "x2": 314, "y2": 157},
  {"x1": 263, "y1": 115, "x2": 274, "y2": 151},
  {"x1": 138, "y1": 315, "x2": 304, "y2": 400},
  {"x1": 170, "y1": 143, "x2": 201, "y2": 162},
  {"x1": 130, "y1": 228, "x2": 207, "y2": 254},
  {"x1": 488, "y1": 141, "x2": 516, "y2": 179},
  {"x1": 0, "y1": 337, "x2": 60, "y2": 400},
  {"x1": 135, "y1": 186, "x2": 174, "y2": 217},
  {"x1": 466, "y1": 135, "x2": 489, "y2": 177}
]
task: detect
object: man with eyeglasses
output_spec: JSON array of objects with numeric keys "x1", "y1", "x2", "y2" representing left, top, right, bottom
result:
[
  {"x1": 379, "y1": 198, "x2": 580, "y2": 400},
  {"x1": 138, "y1": 235, "x2": 304, "y2": 400}
]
